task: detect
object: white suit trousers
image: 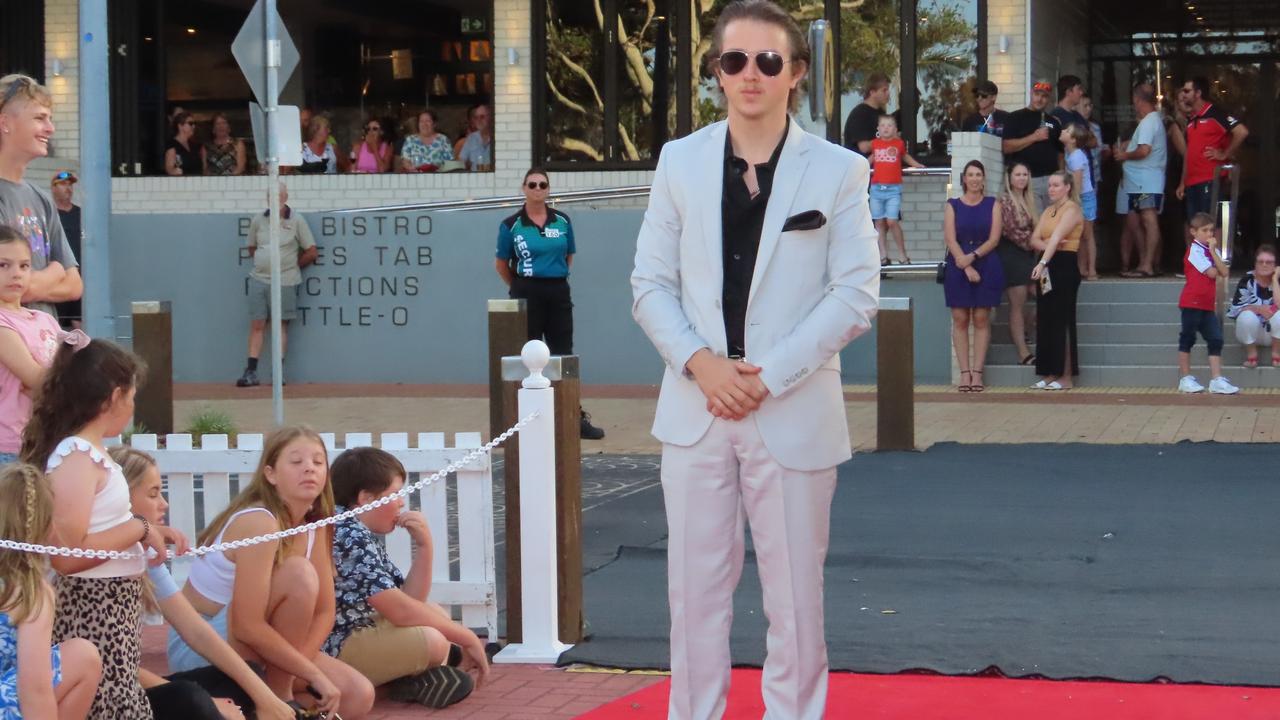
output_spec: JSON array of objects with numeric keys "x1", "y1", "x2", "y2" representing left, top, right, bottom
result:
[
  {"x1": 1234, "y1": 310, "x2": 1280, "y2": 346},
  {"x1": 661, "y1": 416, "x2": 838, "y2": 720}
]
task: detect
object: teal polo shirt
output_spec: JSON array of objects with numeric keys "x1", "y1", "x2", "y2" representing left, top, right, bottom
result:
[{"x1": 496, "y1": 207, "x2": 576, "y2": 278}]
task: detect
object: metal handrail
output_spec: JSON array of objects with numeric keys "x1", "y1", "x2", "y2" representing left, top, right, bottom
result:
[
  {"x1": 328, "y1": 165, "x2": 951, "y2": 215},
  {"x1": 1211, "y1": 163, "x2": 1241, "y2": 317},
  {"x1": 328, "y1": 185, "x2": 653, "y2": 214},
  {"x1": 902, "y1": 167, "x2": 951, "y2": 177}
]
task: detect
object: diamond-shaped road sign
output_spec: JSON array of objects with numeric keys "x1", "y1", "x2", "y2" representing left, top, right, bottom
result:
[{"x1": 231, "y1": 0, "x2": 299, "y2": 106}]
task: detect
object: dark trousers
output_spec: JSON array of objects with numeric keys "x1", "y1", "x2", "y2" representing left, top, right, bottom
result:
[
  {"x1": 510, "y1": 276, "x2": 574, "y2": 355},
  {"x1": 1179, "y1": 307, "x2": 1224, "y2": 355},
  {"x1": 145, "y1": 679, "x2": 223, "y2": 720},
  {"x1": 165, "y1": 665, "x2": 257, "y2": 715},
  {"x1": 1035, "y1": 251, "x2": 1081, "y2": 377}
]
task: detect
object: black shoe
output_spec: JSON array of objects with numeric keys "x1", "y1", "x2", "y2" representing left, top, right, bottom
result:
[
  {"x1": 386, "y1": 666, "x2": 474, "y2": 708},
  {"x1": 580, "y1": 410, "x2": 605, "y2": 440},
  {"x1": 235, "y1": 369, "x2": 259, "y2": 387}
]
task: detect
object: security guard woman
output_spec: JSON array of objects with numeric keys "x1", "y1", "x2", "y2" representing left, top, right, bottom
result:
[{"x1": 494, "y1": 167, "x2": 605, "y2": 440}]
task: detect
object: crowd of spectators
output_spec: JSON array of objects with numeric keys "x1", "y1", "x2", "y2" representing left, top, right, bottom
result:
[{"x1": 161, "y1": 102, "x2": 495, "y2": 176}]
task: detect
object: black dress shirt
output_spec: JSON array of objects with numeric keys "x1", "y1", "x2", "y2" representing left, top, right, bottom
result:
[{"x1": 721, "y1": 125, "x2": 788, "y2": 358}]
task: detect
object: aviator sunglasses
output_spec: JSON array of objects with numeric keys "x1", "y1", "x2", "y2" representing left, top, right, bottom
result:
[{"x1": 717, "y1": 50, "x2": 790, "y2": 77}]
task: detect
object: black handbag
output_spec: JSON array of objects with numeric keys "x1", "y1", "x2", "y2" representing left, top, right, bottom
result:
[{"x1": 935, "y1": 261, "x2": 946, "y2": 284}]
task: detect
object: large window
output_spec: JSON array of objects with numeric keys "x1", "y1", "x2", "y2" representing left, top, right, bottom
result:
[
  {"x1": 0, "y1": 0, "x2": 45, "y2": 84},
  {"x1": 535, "y1": 0, "x2": 984, "y2": 169},
  {"x1": 109, "y1": 0, "x2": 494, "y2": 176},
  {"x1": 538, "y1": 0, "x2": 678, "y2": 166}
]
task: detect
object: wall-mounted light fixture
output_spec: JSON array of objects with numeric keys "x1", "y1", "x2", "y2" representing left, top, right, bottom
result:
[
  {"x1": 998, "y1": 35, "x2": 1010, "y2": 54},
  {"x1": 507, "y1": 48, "x2": 520, "y2": 66},
  {"x1": 50, "y1": 58, "x2": 65, "y2": 77}
]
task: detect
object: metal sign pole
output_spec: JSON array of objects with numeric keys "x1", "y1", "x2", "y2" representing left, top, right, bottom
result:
[{"x1": 265, "y1": 0, "x2": 284, "y2": 425}]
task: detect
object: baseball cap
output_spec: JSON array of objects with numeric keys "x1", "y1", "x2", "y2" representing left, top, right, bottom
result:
[
  {"x1": 52, "y1": 170, "x2": 77, "y2": 185},
  {"x1": 975, "y1": 80, "x2": 999, "y2": 97},
  {"x1": 1031, "y1": 81, "x2": 1052, "y2": 94}
]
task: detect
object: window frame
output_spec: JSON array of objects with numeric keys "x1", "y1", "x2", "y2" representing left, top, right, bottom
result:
[
  {"x1": 532, "y1": 0, "x2": 687, "y2": 171},
  {"x1": 532, "y1": 0, "x2": 988, "y2": 169}
]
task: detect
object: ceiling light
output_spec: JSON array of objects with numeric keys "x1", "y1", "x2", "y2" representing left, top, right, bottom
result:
[{"x1": 186, "y1": 27, "x2": 197, "y2": 35}]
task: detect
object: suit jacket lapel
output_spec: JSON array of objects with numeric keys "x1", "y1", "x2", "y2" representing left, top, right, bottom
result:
[
  {"x1": 748, "y1": 118, "x2": 810, "y2": 309},
  {"x1": 699, "y1": 122, "x2": 728, "y2": 296}
]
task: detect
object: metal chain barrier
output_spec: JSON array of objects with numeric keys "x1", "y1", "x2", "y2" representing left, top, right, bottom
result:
[{"x1": 0, "y1": 412, "x2": 539, "y2": 561}]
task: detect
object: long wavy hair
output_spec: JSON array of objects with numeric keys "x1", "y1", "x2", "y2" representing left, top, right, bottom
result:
[
  {"x1": 198, "y1": 426, "x2": 334, "y2": 565},
  {"x1": 1002, "y1": 161, "x2": 1039, "y2": 227},
  {"x1": 20, "y1": 340, "x2": 144, "y2": 468},
  {"x1": 0, "y1": 463, "x2": 55, "y2": 623}
]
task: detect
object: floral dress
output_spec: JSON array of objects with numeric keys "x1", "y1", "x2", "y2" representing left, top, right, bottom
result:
[
  {"x1": 0, "y1": 611, "x2": 63, "y2": 717},
  {"x1": 400, "y1": 133, "x2": 454, "y2": 169}
]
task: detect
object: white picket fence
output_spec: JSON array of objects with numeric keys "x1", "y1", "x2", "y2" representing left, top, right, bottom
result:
[{"x1": 121, "y1": 431, "x2": 498, "y2": 641}]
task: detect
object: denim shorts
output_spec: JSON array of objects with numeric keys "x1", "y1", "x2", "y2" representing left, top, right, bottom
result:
[
  {"x1": 167, "y1": 605, "x2": 229, "y2": 673},
  {"x1": 869, "y1": 183, "x2": 903, "y2": 221},
  {"x1": 1184, "y1": 181, "x2": 1213, "y2": 219},
  {"x1": 0, "y1": 452, "x2": 17, "y2": 465},
  {"x1": 1079, "y1": 191, "x2": 1098, "y2": 222},
  {"x1": 1128, "y1": 192, "x2": 1164, "y2": 213}
]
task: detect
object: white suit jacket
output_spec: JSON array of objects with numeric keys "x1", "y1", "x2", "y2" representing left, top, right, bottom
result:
[{"x1": 631, "y1": 118, "x2": 880, "y2": 471}]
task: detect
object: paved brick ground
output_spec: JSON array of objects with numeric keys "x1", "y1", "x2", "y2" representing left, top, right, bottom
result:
[{"x1": 141, "y1": 626, "x2": 662, "y2": 719}]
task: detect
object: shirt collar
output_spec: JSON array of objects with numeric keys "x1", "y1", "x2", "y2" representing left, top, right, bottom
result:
[
  {"x1": 723, "y1": 122, "x2": 790, "y2": 171},
  {"x1": 1190, "y1": 102, "x2": 1213, "y2": 122}
]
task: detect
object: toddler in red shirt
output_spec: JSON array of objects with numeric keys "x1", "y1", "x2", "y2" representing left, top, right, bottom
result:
[
  {"x1": 868, "y1": 115, "x2": 923, "y2": 265},
  {"x1": 1177, "y1": 212, "x2": 1238, "y2": 394}
]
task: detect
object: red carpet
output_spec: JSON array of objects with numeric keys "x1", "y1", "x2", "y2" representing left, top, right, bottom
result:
[{"x1": 577, "y1": 669, "x2": 1280, "y2": 719}]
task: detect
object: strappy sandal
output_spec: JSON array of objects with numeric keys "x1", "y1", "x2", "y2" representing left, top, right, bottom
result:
[
  {"x1": 1271, "y1": 354, "x2": 1280, "y2": 368},
  {"x1": 1019, "y1": 353, "x2": 1036, "y2": 365},
  {"x1": 1244, "y1": 356, "x2": 1259, "y2": 369},
  {"x1": 970, "y1": 369, "x2": 985, "y2": 392},
  {"x1": 958, "y1": 370, "x2": 973, "y2": 392},
  {"x1": 881, "y1": 257, "x2": 891, "y2": 266}
]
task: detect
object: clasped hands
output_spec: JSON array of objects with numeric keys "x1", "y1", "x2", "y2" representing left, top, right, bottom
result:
[{"x1": 686, "y1": 348, "x2": 769, "y2": 421}]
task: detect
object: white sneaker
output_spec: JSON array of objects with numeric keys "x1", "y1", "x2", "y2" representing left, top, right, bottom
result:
[
  {"x1": 1209, "y1": 376, "x2": 1240, "y2": 395},
  {"x1": 1178, "y1": 375, "x2": 1205, "y2": 393}
]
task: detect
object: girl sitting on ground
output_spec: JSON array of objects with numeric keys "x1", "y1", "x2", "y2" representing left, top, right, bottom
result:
[
  {"x1": 168, "y1": 426, "x2": 373, "y2": 719},
  {"x1": 0, "y1": 462, "x2": 101, "y2": 718},
  {"x1": 21, "y1": 337, "x2": 184, "y2": 719},
  {"x1": 112, "y1": 445, "x2": 296, "y2": 720},
  {"x1": 0, "y1": 225, "x2": 62, "y2": 465},
  {"x1": 324, "y1": 447, "x2": 489, "y2": 708}
]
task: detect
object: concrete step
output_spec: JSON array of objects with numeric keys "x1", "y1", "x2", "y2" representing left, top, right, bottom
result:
[
  {"x1": 991, "y1": 322, "x2": 1184, "y2": 345},
  {"x1": 1074, "y1": 280, "x2": 1185, "y2": 303},
  {"x1": 986, "y1": 343, "x2": 1258, "y2": 367},
  {"x1": 981, "y1": 363, "x2": 1270, "y2": 389}
]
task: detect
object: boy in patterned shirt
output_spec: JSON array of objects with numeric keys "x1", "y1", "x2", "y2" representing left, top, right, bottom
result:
[{"x1": 323, "y1": 447, "x2": 490, "y2": 708}]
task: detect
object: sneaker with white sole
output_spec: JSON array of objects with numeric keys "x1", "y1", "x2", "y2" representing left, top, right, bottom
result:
[
  {"x1": 1209, "y1": 376, "x2": 1240, "y2": 395},
  {"x1": 1178, "y1": 375, "x2": 1205, "y2": 393}
]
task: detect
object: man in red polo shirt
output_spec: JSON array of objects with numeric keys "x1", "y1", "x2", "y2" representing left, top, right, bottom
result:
[{"x1": 1174, "y1": 76, "x2": 1249, "y2": 245}]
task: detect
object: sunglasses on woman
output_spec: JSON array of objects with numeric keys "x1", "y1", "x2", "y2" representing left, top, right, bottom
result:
[
  {"x1": 717, "y1": 50, "x2": 790, "y2": 77},
  {"x1": 366, "y1": 126, "x2": 381, "y2": 133},
  {"x1": 526, "y1": 181, "x2": 548, "y2": 190}
]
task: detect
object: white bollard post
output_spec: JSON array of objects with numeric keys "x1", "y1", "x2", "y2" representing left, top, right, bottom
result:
[{"x1": 494, "y1": 340, "x2": 573, "y2": 663}]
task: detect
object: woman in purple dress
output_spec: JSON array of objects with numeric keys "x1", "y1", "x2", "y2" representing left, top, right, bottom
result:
[{"x1": 943, "y1": 160, "x2": 1004, "y2": 392}]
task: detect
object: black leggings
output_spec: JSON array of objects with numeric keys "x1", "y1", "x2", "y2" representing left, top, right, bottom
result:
[
  {"x1": 145, "y1": 679, "x2": 223, "y2": 720},
  {"x1": 510, "y1": 276, "x2": 574, "y2": 355}
]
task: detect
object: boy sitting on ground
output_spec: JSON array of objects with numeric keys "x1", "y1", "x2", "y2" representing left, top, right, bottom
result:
[
  {"x1": 1177, "y1": 212, "x2": 1239, "y2": 395},
  {"x1": 323, "y1": 447, "x2": 490, "y2": 707}
]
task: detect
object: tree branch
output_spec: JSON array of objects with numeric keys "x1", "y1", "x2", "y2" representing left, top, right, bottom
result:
[
  {"x1": 545, "y1": 73, "x2": 589, "y2": 116},
  {"x1": 559, "y1": 137, "x2": 604, "y2": 161}
]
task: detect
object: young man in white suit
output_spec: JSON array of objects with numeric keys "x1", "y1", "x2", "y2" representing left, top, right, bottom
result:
[{"x1": 630, "y1": 2, "x2": 880, "y2": 718}]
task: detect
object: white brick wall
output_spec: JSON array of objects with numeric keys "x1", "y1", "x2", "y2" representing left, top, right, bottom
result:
[
  {"x1": 987, "y1": 0, "x2": 1028, "y2": 106},
  {"x1": 21, "y1": 0, "x2": 82, "y2": 198},
  {"x1": 900, "y1": 176, "x2": 950, "y2": 261}
]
